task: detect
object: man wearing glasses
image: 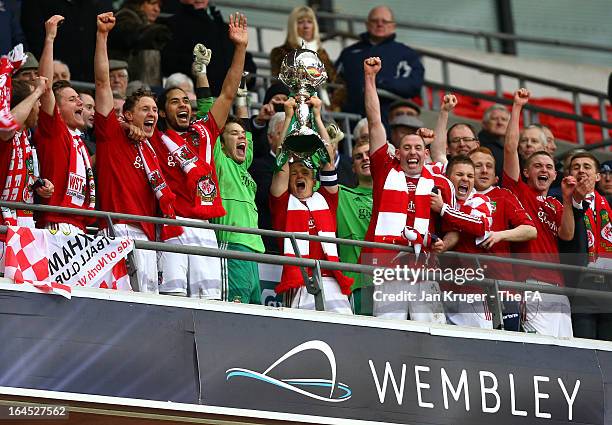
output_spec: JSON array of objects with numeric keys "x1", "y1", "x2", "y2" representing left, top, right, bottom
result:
[{"x1": 334, "y1": 6, "x2": 424, "y2": 123}]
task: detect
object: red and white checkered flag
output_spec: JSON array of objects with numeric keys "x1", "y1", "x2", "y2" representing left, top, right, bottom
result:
[{"x1": 4, "y1": 227, "x2": 72, "y2": 298}]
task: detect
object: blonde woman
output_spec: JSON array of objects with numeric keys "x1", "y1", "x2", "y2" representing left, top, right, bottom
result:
[{"x1": 270, "y1": 6, "x2": 336, "y2": 98}]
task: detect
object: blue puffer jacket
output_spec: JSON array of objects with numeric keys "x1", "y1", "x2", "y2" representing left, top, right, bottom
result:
[{"x1": 335, "y1": 32, "x2": 424, "y2": 122}]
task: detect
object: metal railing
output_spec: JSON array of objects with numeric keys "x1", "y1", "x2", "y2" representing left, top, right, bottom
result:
[{"x1": 2, "y1": 200, "x2": 612, "y2": 331}]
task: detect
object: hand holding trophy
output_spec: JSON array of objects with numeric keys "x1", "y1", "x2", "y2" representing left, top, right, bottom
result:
[{"x1": 276, "y1": 44, "x2": 328, "y2": 169}]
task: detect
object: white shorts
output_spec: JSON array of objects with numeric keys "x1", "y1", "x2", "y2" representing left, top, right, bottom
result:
[
  {"x1": 158, "y1": 218, "x2": 221, "y2": 299},
  {"x1": 445, "y1": 297, "x2": 493, "y2": 329},
  {"x1": 109, "y1": 224, "x2": 158, "y2": 294},
  {"x1": 523, "y1": 280, "x2": 573, "y2": 338},
  {"x1": 373, "y1": 279, "x2": 446, "y2": 324},
  {"x1": 285, "y1": 276, "x2": 353, "y2": 315}
]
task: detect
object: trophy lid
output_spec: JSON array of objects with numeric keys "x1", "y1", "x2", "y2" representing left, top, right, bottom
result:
[{"x1": 279, "y1": 48, "x2": 327, "y2": 91}]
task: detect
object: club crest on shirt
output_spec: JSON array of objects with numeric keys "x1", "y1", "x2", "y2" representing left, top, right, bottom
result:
[
  {"x1": 197, "y1": 176, "x2": 216, "y2": 203},
  {"x1": 186, "y1": 130, "x2": 200, "y2": 147},
  {"x1": 489, "y1": 201, "x2": 497, "y2": 213}
]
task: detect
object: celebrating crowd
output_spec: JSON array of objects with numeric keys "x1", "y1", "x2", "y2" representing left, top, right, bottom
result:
[{"x1": 1, "y1": 2, "x2": 611, "y2": 341}]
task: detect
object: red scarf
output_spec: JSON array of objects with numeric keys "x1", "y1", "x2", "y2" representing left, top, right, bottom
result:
[
  {"x1": 373, "y1": 163, "x2": 439, "y2": 254},
  {"x1": 136, "y1": 139, "x2": 182, "y2": 240},
  {"x1": 160, "y1": 128, "x2": 216, "y2": 210},
  {"x1": 1, "y1": 130, "x2": 35, "y2": 225},
  {"x1": 182, "y1": 120, "x2": 225, "y2": 218},
  {"x1": 584, "y1": 192, "x2": 612, "y2": 262},
  {"x1": 63, "y1": 131, "x2": 96, "y2": 211},
  {"x1": 0, "y1": 53, "x2": 20, "y2": 131},
  {"x1": 277, "y1": 192, "x2": 353, "y2": 295}
]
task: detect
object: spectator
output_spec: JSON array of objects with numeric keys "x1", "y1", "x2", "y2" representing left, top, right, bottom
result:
[
  {"x1": 164, "y1": 72, "x2": 196, "y2": 103},
  {"x1": 361, "y1": 57, "x2": 454, "y2": 323},
  {"x1": 478, "y1": 104, "x2": 510, "y2": 179},
  {"x1": 336, "y1": 139, "x2": 373, "y2": 315},
  {"x1": 94, "y1": 12, "x2": 179, "y2": 294},
  {"x1": 249, "y1": 111, "x2": 285, "y2": 253},
  {"x1": 126, "y1": 80, "x2": 151, "y2": 97},
  {"x1": 161, "y1": 0, "x2": 256, "y2": 97},
  {"x1": 52, "y1": 59, "x2": 70, "y2": 82},
  {"x1": 251, "y1": 82, "x2": 289, "y2": 157},
  {"x1": 518, "y1": 124, "x2": 548, "y2": 160},
  {"x1": 503, "y1": 88, "x2": 576, "y2": 338},
  {"x1": 35, "y1": 15, "x2": 95, "y2": 235},
  {"x1": 447, "y1": 123, "x2": 480, "y2": 159},
  {"x1": 388, "y1": 115, "x2": 424, "y2": 147},
  {"x1": 78, "y1": 91, "x2": 96, "y2": 158},
  {"x1": 112, "y1": 92, "x2": 125, "y2": 120},
  {"x1": 151, "y1": 13, "x2": 248, "y2": 299},
  {"x1": 597, "y1": 160, "x2": 612, "y2": 205},
  {"x1": 333, "y1": 6, "x2": 424, "y2": 121},
  {"x1": 533, "y1": 123, "x2": 557, "y2": 155},
  {"x1": 352, "y1": 117, "x2": 369, "y2": 144},
  {"x1": 0, "y1": 0, "x2": 27, "y2": 56},
  {"x1": 12, "y1": 52, "x2": 38, "y2": 81},
  {"x1": 564, "y1": 152, "x2": 612, "y2": 340},
  {"x1": 21, "y1": 0, "x2": 112, "y2": 82},
  {"x1": 1, "y1": 70, "x2": 53, "y2": 229},
  {"x1": 388, "y1": 98, "x2": 421, "y2": 122},
  {"x1": 108, "y1": 0, "x2": 170, "y2": 86},
  {"x1": 109, "y1": 59, "x2": 129, "y2": 97},
  {"x1": 270, "y1": 5, "x2": 335, "y2": 105},
  {"x1": 270, "y1": 96, "x2": 353, "y2": 314}
]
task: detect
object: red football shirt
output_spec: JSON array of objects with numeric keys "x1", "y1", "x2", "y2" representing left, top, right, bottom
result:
[
  {"x1": 94, "y1": 111, "x2": 158, "y2": 240},
  {"x1": 363, "y1": 143, "x2": 455, "y2": 255},
  {"x1": 454, "y1": 186, "x2": 534, "y2": 282},
  {"x1": 149, "y1": 114, "x2": 221, "y2": 219},
  {"x1": 35, "y1": 107, "x2": 88, "y2": 230},
  {"x1": 503, "y1": 172, "x2": 564, "y2": 285},
  {"x1": 270, "y1": 188, "x2": 338, "y2": 276}
]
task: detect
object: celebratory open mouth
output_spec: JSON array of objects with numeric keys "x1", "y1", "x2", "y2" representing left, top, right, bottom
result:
[
  {"x1": 143, "y1": 119, "x2": 155, "y2": 132},
  {"x1": 457, "y1": 183, "x2": 469, "y2": 196},
  {"x1": 177, "y1": 111, "x2": 189, "y2": 124},
  {"x1": 537, "y1": 175, "x2": 549, "y2": 183},
  {"x1": 407, "y1": 158, "x2": 418, "y2": 165},
  {"x1": 296, "y1": 180, "x2": 306, "y2": 190},
  {"x1": 236, "y1": 142, "x2": 246, "y2": 156}
]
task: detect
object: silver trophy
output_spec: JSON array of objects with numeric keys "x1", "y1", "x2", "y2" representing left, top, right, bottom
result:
[{"x1": 278, "y1": 47, "x2": 328, "y2": 162}]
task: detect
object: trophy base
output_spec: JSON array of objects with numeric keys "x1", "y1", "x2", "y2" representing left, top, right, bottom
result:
[{"x1": 283, "y1": 133, "x2": 326, "y2": 159}]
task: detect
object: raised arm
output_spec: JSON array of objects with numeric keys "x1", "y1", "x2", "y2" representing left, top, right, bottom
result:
[
  {"x1": 363, "y1": 57, "x2": 387, "y2": 154},
  {"x1": 39, "y1": 15, "x2": 64, "y2": 115},
  {"x1": 269, "y1": 98, "x2": 295, "y2": 197},
  {"x1": 430, "y1": 93, "x2": 457, "y2": 164},
  {"x1": 503, "y1": 88, "x2": 529, "y2": 182},
  {"x1": 210, "y1": 13, "x2": 247, "y2": 129},
  {"x1": 94, "y1": 12, "x2": 116, "y2": 117},
  {"x1": 308, "y1": 96, "x2": 337, "y2": 193},
  {"x1": 5, "y1": 76, "x2": 49, "y2": 137},
  {"x1": 559, "y1": 176, "x2": 577, "y2": 241}
]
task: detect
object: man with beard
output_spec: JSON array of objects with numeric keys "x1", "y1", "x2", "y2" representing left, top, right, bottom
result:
[
  {"x1": 94, "y1": 12, "x2": 179, "y2": 293},
  {"x1": 563, "y1": 152, "x2": 612, "y2": 340},
  {"x1": 337, "y1": 139, "x2": 373, "y2": 314},
  {"x1": 36, "y1": 15, "x2": 96, "y2": 234},
  {"x1": 151, "y1": 13, "x2": 248, "y2": 299},
  {"x1": 270, "y1": 96, "x2": 353, "y2": 314},
  {"x1": 503, "y1": 88, "x2": 577, "y2": 337}
]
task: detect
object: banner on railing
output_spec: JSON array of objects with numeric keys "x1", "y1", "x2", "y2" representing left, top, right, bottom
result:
[{"x1": 3, "y1": 226, "x2": 133, "y2": 297}]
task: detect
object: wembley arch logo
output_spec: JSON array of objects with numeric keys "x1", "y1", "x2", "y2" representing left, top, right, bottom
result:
[{"x1": 226, "y1": 340, "x2": 352, "y2": 402}]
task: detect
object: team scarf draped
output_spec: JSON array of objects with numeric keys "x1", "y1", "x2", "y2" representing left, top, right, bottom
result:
[
  {"x1": 373, "y1": 163, "x2": 440, "y2": 255},
  {"x1": 136, "y1": 139, "x2": 182, "y2": 240},
  {"x1": 459, "y1": 191, "x2": 494, "y2": 245},
  {"x1": 64, "y1": 131, "x2": 96, "y2": 211},
  {"x1": 1, "y1": 130, "x2": 35, "y2": 225},
  {"x1": 0, "y1": 45, "x2": 27, "y2": 132},
  {"x1": 278, "y1": 192, "x2": 353, "y2": 295},
  {"x1": 159, "y1": 128, "x2": 213, "y2": 208},
  {"x1": 583, "y1": 192, "x2": 612, "y2": 262}
]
